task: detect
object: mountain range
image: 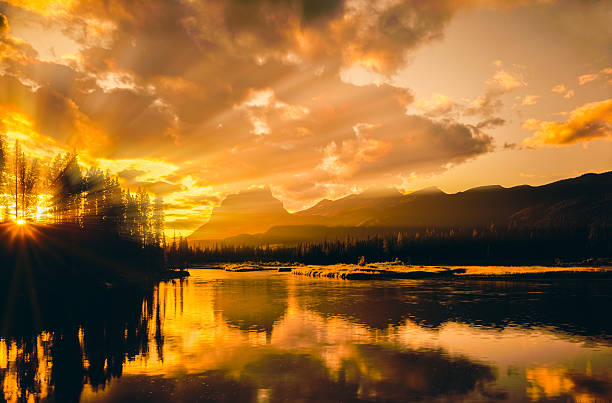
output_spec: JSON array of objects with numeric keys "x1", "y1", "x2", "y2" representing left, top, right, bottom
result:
[{"x1": 188, "y1": 171, "x2": 612, "y2": 244}]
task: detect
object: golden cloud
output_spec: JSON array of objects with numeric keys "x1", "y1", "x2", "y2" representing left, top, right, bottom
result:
[
  {"x1": 522, "y1": 98, "x2": 612, "y2": 147},
  {"x1": 577, "y1": 67, "x2": 612, "y2": 86},
  {"x1": 414, "y1": 94, "x2": 455, "y2": 116},
  {"x1": 4, "y1": 0, "x2": 76, "y2": 17},
  {"x1": 521, "y1": 95, "x2": 539, "y2": 106},
  {"x1": 551, "y1": 85, "x2": 573, "y2": 98}
]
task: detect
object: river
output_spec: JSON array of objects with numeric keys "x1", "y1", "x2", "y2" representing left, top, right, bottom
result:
[{"x1": 1, "y1": 269, "x2": 611, "y2": 402}]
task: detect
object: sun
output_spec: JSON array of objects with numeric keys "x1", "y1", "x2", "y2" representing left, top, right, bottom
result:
[{"x1": 16, "y1": 219, "x2": 26, "y2": 225}]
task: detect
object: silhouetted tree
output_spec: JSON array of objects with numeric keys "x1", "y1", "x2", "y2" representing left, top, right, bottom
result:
[
  {"x1": 0, "y1": 131, "x2": 8, "y2": 222},
  {"x1": 83, "y1": 167, "x2": 105, "y2": 229},
  {"x1": 50, "y1": 153, "x2": 83, "y2": 224},
  {"x1": 152, "y1": 195, "x2": 165, "y2": 247},
  {"x1": 19, "y1": 154, "x2": 40, "y2": 221},
  {"x1": 137, "y1": 187, "x2": 151, "y2": 246}
]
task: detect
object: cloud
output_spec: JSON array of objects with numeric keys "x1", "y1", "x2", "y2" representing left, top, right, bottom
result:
[
  {"x1": 522, "y1": 98, "x2": 612, "y2": 147},
  {"x1": 465, "y1": 66, "x2": 525, "y2": 116},
  {"x1": 551, "y1": 84, "x2": 574, "y2": 98},
  {"x1": 237, "y1": 88, "x2": 310, "y2": 137},
  {"x1": 0, "y1": 74, "x2": 111, "y2": 156},
  {"x1": 578, "y1": 74, "x2": 598, "y2": 86},
  {"x1": 49, "y1": 0, "x2": 464, "y2": 84},
  {"x1": 3, "y1": 0, "x2": 76, "y2": 17},
  {"x1": 476, "y1": 117, "x2": 506, "y2": 129},
  {"x1": 412, "y1": 77, "x2": 516, "y2": 123},
  {"x1": 413, "y1": 93, "x2": 456, "y2": 117},
  {"x1": 521, "y1": 95, "x2": 539, "y2": 106},
  {"x1": 314, "y1": 116, "x2": 493, "y2": 183},
  {"x1": 488, "y1": 69, "x2": 525, "y2": 92},
  {"x1": 0, "y1": 13, "x2": 9, "y2": 34},
  {"x1": 552, "y1": 84, "x2": 566, "y2": 94},
  {"x1": 2, "y1": 1, "x2": 608, "y2": 228},
  {"x1": 132, "y1": 181, "x2": 184, "y2": 196},
  {"x1": 577, "y1": 67, "x2": 612, "y2": 86},
  {"x1": 118, "y1": 168, "x2": 146, "y2": 181},
  {"x1": 317, "y1": 123, "x2": 392, "y2": 178}
]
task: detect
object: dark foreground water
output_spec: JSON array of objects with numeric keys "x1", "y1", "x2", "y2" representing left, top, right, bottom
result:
[{"x1": 1, "y1": 269, "x2": 611, "y2": 402}]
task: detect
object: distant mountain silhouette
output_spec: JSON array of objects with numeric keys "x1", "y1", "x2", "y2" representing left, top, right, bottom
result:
[
  {"x1": 188, "y1": 172, "x2": 611, "y2": 242},
  {"x1": 295, "y1": 186, "x2": 403, "y2": 226},
  {"x1": 188, "y1": 186, "x2": 291, "y2": 240}
]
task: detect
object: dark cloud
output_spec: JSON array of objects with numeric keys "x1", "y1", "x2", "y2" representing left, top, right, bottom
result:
[
  {"x1": 61, "y1": 0, "x2": 461, "y2": 82},
  {"x1": 118, "y1": 168, "x2": 146, "y2": 180},
  {"x1": 301, "y1": 0, "x2": 344, "y2": 22},
  {"x1": 0, "y1": 13, "x2": 9, "y2": 34},
  {"x1": 0, "y1": 15, "x2": 37, "y2": 64},
  {"x1": 476, "y1": 117, "x2": 507, "y2": 129}
]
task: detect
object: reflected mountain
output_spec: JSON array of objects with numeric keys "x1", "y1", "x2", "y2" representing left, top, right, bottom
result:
[{"x1": 213, "y1": 276, "x2": 288, "y2": 337}]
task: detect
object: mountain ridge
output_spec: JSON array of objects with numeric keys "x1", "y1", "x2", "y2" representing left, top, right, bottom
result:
[{"x1": 188, "y1": 171, "x2": 612, "y2": 242}]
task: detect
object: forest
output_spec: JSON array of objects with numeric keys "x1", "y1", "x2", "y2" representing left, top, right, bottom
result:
[
  {"x1": 0, "y1": 133, "x2": 189, "y2": 292},
  {"x1": 185, "y1": 225, "x2": 611, "y2": 266}
]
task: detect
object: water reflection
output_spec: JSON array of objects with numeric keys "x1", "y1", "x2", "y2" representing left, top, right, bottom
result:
[
  {"x1": 296, "y1": 278, "x2": 612, "y2": 338},
  {"x1": 0, "y1": 287, "x2": 155, "y2": 402},
  {"x1": 1, "y1": 270, "x2": 611, "y2": 402},
  {"x1": 214, "y1": 277, "x2": 288, "y2": 339}
]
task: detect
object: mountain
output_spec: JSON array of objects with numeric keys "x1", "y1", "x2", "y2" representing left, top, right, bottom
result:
[
  {"x1": 188, "y1": 172, "x2": 612, "y2": 243},
  {"x1": 296, "y1": 186, "x2": 403, "y2": 226},
  {"x1": 188, "y1": 187, "x2": 291, "y2": 240}
]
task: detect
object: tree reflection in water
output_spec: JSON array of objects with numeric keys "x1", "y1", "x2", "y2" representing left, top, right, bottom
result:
[{"x1": 0, "y1": 283, "x2": 157, "y2": 402}]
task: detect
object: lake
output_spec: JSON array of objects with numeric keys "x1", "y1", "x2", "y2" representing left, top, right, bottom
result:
[{"x1": 1, "y1": 269, "x2": 611, "y2": 402}]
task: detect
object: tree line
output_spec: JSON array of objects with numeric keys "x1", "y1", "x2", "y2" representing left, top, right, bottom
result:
[{"x1": 184, "y1": 225, "x2": 611, "y2": 266}]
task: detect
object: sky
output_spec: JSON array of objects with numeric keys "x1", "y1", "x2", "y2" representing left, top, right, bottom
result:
[{"x1": 0, "y1": 0, "x2": 610, "y2": 235}]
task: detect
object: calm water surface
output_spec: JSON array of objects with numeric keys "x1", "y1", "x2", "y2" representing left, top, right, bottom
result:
[{"x1": 1, "y1": 269, "x2": 611, "y2": 402}]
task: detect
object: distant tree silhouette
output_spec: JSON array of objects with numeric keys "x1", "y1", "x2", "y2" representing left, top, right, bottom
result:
[{"x1": 184, "y1": 225, "x2": 610, "y2": 266}]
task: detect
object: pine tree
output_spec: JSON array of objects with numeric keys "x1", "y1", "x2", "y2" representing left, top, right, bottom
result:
[{"x1": 152, "y1": 195, "x2": 164, "y2": 247}]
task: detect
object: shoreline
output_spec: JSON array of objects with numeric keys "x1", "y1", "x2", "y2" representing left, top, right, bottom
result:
[{"x1": 186, "y1": 262, "x2": 612, "y2": 280}]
